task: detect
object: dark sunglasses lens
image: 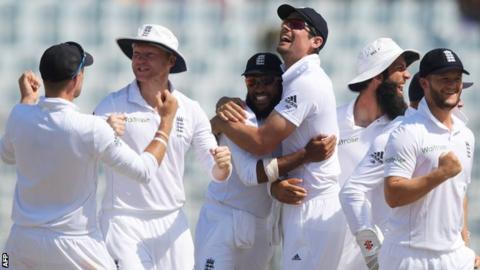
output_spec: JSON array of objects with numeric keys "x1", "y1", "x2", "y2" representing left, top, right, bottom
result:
[
  {"x1": 245, "y1": 77, "x2": 257, "y2": 87},
  {"x1": 260, "y1": 76, "x2": 275, "y2": 85},
  {"x1": 287, "y1": 19, "x2": 306, "y2": 30}
]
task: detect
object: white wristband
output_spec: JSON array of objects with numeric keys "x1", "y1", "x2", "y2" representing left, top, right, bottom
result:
[
  {"x1": 263, "y1": 158, "x2": 279, "y2": 183},
  {"x1": 153, "y1": 136, "x2": 168, "y2": 147}
]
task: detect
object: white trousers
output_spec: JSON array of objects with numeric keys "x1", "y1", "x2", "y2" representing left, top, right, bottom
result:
[
  {"x1": 4, "y1": 225, "x2": 115, "y2": 270},
  {"x1": 281, "y1": 193, "x2": 347, "y2": 270},
  {"x1": 100, "y1": 209, "x2": 194, "y2": 270},
  {"x1": 379, "y1": 242, "x2": 475, "y2": 270},
  {"x1": 194, "y1": 201, "x2": 274, "y2": 270}
]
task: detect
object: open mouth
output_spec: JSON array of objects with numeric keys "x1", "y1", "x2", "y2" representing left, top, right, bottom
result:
[{"x1": 280, "y1": 35, "x2": 292, "y2": 43}]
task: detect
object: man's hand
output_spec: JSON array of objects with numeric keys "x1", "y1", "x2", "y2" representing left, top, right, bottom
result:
[
  {"x1": 18, "y1": 70, "x2": 41, "y2": 104},
  {"x1": 475, "y1": 254, "x2": 480, "y2": 269},
  {"x1": 271, "y1": 178, "x2": 307, "y2": 205},
  {"x1": 211, "y1": 146, "x2": 232, "y2": 181},
  {"x1": 216, "y1": 100, "x2": 247, "y2": 123},
  {"x1": 156, "y1": 90, "x2": 178, "y2": 120},
  {"x1": 107, "y1": 113, "x2": 126, "y2": 136},
  {"x1": 437, "y1": 151, "x2": 462, "y2": 179},
  {"x1": 304, "y1": 134, "x2": 336, "y2": 163},
  {"x1": 211, "y1": 146, "x2": 232, "y2": 170},
  {"x1": 216, "y1": 96, "x2": 245, "y2": 111}
]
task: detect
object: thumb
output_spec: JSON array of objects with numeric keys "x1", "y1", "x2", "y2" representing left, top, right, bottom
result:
[{"x1": 209, "y1": 148, "x2": 216, "y2": 156}]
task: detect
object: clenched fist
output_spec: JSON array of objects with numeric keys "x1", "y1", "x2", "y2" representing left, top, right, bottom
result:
[{"x1": 438, "y1": 151, "x2": 462, "y2": 179}]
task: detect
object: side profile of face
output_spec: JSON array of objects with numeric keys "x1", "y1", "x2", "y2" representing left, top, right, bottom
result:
[
  {"x1": 385, "y1": 55, "x2": 411, "y2": 94},
  {"x1": 131, "y1": 43, "x2": 175, "y2": 82},
  {"x1": 422, "y1": 69, "x2": 463, "y2": 110},
  {"x1": 245, "y1": 74, "x2": 282, "y2": 119},
  {"x1": 277, "y1": 13, "x2": 320, "y2": 64}
]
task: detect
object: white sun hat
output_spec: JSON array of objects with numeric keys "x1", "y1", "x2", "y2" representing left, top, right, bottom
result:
[
  {"x1": 117, "y1": 24, "x2": 186, "y2": 73},
  {"x1": 348, "y1": 37, "x2": 420, "y2": 88}
]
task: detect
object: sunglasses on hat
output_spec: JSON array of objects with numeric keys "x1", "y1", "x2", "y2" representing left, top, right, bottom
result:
[
  {"x1": 66, "y1": 41, "x2": 86, "y2": 79},
  {"x1": 245, "y1": 76, "x2": 278, "y2": 88}
]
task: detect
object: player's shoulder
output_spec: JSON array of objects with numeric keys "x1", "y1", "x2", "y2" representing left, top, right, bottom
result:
[{"x1": 95, "y1": 85, "x2": 129, "y2": 113}]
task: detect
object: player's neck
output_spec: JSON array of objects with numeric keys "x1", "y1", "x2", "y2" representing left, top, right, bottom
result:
[
  {"x1": 138, "y1": 78, "x2": 170, "y2": 108},
  {"x1": 353, "y1": 90, "x2": 382, "y2": 127},
  {"x1": 426, "y1": 101, "x2": 454, "y2": 130}
]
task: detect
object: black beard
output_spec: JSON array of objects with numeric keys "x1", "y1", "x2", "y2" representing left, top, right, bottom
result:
[
  {"x1": 245, "y1": 93, "x2": 282, "y2": 121},
  {"x1": 376, "y1": 80, "x2": 407, "y2": 120}
]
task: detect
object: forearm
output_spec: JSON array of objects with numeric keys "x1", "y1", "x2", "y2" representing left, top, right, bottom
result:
[
  {"x1": 221, "y1": 121, "x2": 276, "y2": 156},
  {"x1": 144, "y1": 117, "x2": 173, "y2": 164},
  {"x1": 462, "y1": 197, "x2": 470, "y2": 245},
  {"x1": 385, "y1": 169, "x2": 449, "y2": 208},
  {"x1": 256, "y1": 150, "x2": 306, "y2": 184},
  {"x1": 340, "y1": 188, "x2": 372, "y2": 234}
]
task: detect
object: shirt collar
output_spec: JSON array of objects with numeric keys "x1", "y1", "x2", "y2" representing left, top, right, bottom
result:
[
  {"x1": 281, "y1": 54, "x2": 320, "y2": 84},
  {"x1": 417, "y1": 98, "x2": 466, "y2": 131},
  {"x1": 38, "y1": 96, "x2": 79, "y2": 112},
  {"x1": 127, "y1": 80, "x2": 176, "y2": 110}
]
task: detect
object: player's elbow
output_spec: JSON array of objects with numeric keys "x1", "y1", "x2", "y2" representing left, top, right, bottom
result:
[{"x1": 384, "y1": 184, "x2": 401, "y2": 208}]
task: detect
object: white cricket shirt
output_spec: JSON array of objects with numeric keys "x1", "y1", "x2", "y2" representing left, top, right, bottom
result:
[
  {"x1": 384, "y1": 99, "x2": 474, "y2": 252},
  {"x1": 336, "y1": 99, "x2": 390, "y2": 186},
  {"x1": 94, "y1": 81, "x2": 218, "y2": 214},
  {"x1": 0, "y1": 98, "x2": 158, "y2": 235},
  {"x1": 340, "y1": 108, "x2": 415, "y2": 235},
  {"x1": 274, "y1": 54, "x2": 340, "y2": 199},
  {"x1": 206, "y1": 107, "x2": 280, "y2": 218}
]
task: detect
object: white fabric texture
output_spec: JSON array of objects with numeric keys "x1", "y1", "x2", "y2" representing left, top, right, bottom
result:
[
  {"x1": 5, "y1": 225, "x2": 115, "y2": 270},
  {"x1": 384, "y1": 98, "x2": 475, "y2": 252},
  {"x1": 0, "y1": 97, "x2": 158, "y2": 235},
  {"x1": 194, "y1": 201, "x2": 273, "y2": 270},
  {"x1": 100, "y1": 209, "x2": 194, "y2": 270}
]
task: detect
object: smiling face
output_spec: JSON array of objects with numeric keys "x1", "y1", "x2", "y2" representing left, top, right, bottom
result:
[
  {"x1": 421, "y1": 69, "x2": 463, "y2": 110},
  {"x1": 277, "y1": 13, "x2": 322, "y2": 66},
  {"x1": 131, "y1": 43, "x2": 175, "y2": 82},
  {"x1": 384, "y1": 54, "x2": 412, "y2": 95},
  {"x1": 245, "y1": 74, "x2": 282, "y2": 119}
]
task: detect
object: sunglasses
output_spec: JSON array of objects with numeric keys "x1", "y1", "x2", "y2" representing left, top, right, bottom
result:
[
  {"x1": 66, "y1": 41, "x2": 86, "y2": 79},
  {"x1": 245, "y1": 76, "x2": 278, "y2": 88},
  {"x1": 282, "y1": 19, "x2": 318, "y2": 36}
]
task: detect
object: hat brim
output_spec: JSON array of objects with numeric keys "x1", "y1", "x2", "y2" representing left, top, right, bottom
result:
[
  {"x1": 84, "y1": 52, "x2": 94, "y2": 67},
  {"x1": 463, "y1": 82, "x2": 473, "y2": 89},
  {"x1": 242, "y1": 70, "x2": 283, "y2": 76},
  {"x1": 116, "y1": 37, "x2": 187, "y2": 73},
  {"x1": 348, "y1": 49, "x2": 420, "y2": 88}
]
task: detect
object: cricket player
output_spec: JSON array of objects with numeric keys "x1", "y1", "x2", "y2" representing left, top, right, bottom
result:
[
  {"x1": 94, "y1": 24, "x2": 232, "y2": 269},
  {"x1": 336, "y1": 37, "x2": 419, "y2": 270},
  {"x1": 196, "y1": 52, "x2": 336, "y2": 270},
  {"x1": 1, "y1": 41, "x2": 177, "y2": 269},
  {"x1": 380, "y1": 48, "x2": 477, "y2": 269},
  {"x1": 211, "y1": 4, "x2": 345, "y2": 269}
]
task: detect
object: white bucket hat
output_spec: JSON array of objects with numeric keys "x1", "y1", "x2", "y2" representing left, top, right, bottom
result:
[
  {"x1": 348, "y1": 38, "x2": 420, "y2": 88},
  {"x1": 117, "y1": 24, "x2": 186, "y2": 73}
]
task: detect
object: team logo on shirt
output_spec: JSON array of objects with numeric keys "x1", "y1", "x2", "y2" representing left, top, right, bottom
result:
[
  {"x1": 176, "y1": 116, "x2": 184, "y2": 137},
  {"x1": 126, "y1": 116, "x2": 150, "y2": 123},
  {"x1": 385, "y1": 156, "x2": 406, "y2": 164},
  {"x1": 338, "y1": 136, "x2": 359, "y2": 146},
  {"x1": 420, "y1": 144, "x2": 447, "y2": 154},
  {"x1": 283, "y1": 95, "x2": 298, "y2": 109},
  {"x1": 204, "y1": 258, "x2": 215, "y2": 269},
  {"x1": 292, "y1": 253, "x2": 302, "y2": 261},
  {"x1": 466, "y1": 141, "x2": 472, "y2": 158},
  {"x1": 369, "y1": 151, "x2": 384, "y2": 164}
]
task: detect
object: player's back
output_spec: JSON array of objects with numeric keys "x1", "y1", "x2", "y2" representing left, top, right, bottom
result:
[{"x1": 4, "y1": 98, "x2": 108, "y2": 234}]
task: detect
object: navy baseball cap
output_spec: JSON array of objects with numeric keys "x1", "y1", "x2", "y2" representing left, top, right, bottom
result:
[
  {"x1": 242, "y1": 53, "x2": 283, "y2": 76},
  {"x1": 40, "y1": 41, "x2": 93, "y2": 82},
  {"x1": 277, "y1": 4, "x2": 328, "y2": 49},
  {"x1": 409, "y1": 72, "x2": 474, "y2": 102},
  {"x1": 419, "y1": 48, "x2": 469, "y2": 78}
]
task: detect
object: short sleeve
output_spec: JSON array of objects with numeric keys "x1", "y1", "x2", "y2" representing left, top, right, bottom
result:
[{"x1": 384, "y1": 125, "x2": 418, "y2": 179}]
